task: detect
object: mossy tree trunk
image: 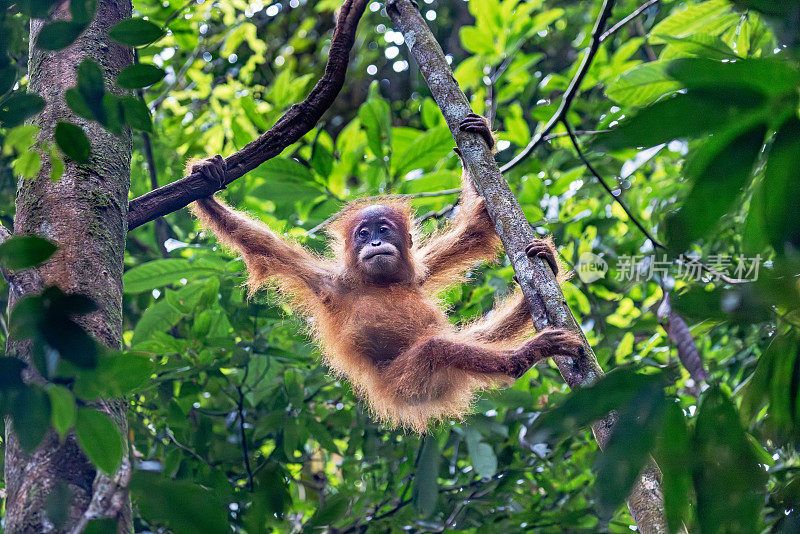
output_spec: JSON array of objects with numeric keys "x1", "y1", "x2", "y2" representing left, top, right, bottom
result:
[{"x1": 4, "y1": 0, "x2": 133, "y2": 531}]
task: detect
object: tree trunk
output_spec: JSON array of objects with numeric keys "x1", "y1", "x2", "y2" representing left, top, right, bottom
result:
[
  {"x1": 4, "y1": 0, "x2": 133, "y2": 531},
  {"x1": 386, "y1": 1, "x2": 668, "y2": 532}
]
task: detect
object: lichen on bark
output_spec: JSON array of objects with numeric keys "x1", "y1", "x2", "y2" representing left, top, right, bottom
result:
[{"x1": 5, "y1": 0, "x2": 135, "y2": 531}]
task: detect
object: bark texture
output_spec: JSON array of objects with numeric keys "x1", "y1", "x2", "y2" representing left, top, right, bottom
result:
[
  {"x1": 5, "y1": 0, "x2": 134, "y2": 531},
  {"x1": 386, "y1": 1, "x2": 667, "y2": 532}
]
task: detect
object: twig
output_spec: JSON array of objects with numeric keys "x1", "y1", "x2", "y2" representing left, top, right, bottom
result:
[
  {"x1": 599, "y1": 0, "x2": 660, "y2": 42},
  {"x1": 562, "y1": 120, "x2": 664, "y2": 248},
  {"x1": 236, "y1": 385, "x2": 254, "y2": 491},
  {"x1": 162, "y1": 0, "x2": 196, "y2": 29},
  {"x1": 543, "y1": 129, "x2": 609, "y2": 140},
  {"x1": 500, "y1": 0, "x2": 616, "y2": 173},
  {"x1": 416, "y1": 202, "x2": 456, "y2": 224},
  {"x1": 127, "y1": 0, "x2": 369, "y2": 229},
  {"x1": 164, "y1": 427, "x2": 215, "y2": 468}
]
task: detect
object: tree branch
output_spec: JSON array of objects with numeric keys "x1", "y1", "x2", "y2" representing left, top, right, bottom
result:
[
  {"x1": 600, "y1": 0, "x2": 660, "y2": 42},
  {"x1": 126, "y1": 0, "x2": 369, "y2": 230},
  {"x1": 386, "y1": 2, "x2": 667, "y2": 532},
  {"x1": 500, "y1": 0, "x2": 616, "y2": 173}
]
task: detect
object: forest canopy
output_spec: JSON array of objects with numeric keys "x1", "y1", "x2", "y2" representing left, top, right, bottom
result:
[{"x1": 1, "y1": 0, "x2": 800, "y2": 532}]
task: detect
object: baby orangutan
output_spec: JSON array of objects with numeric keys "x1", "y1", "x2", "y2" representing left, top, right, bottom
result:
[{"x1": 190, "y1": 113, "x2": 583, "y2": 432}]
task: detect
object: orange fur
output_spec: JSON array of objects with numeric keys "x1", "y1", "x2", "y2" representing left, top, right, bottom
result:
[{"x1": 190, "y1": 160, "x2": 579, "y2": 433}]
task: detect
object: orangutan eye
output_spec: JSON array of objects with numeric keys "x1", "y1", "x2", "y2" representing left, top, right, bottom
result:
[
  {"x1": 359, "y1": 229, "x2": 370, "y2": 238},
  {"x1": 379, "y1": 226, "x2": 388, "y2": 234}
]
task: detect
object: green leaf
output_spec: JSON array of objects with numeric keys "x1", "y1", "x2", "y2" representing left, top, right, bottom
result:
[
  {"x1": 593, "y1": 88, "x2": 766, "y2": 152},
  {"x1": 0, "y1": 92, "x2": 45, "y2": 128},
  {"x1": 131, "y1": 298, "x2": 183, "y2": 345},
  {"x1": 358, "y1": 90, "x2": 392, "y2": 158},
  {"x1": 0, "y1": 62, "x2": 16, "y2": 97},
  {"x1": 393, "y1": 127, "x2": 454, "y2": 177},
  {"x1": 11, "y1": 385, "x2": 52, "y2": 452},
  {"x1": 531, "y1": 368, "x2": 670, "y2": 442},
  {"x1": 761, "y1": 115, "x2": 800, "y2": 254},
  {"x1": 303, "y1": 494, "x2": 349, "y2": 531},
  {"x1": 665, "y1": 123, "x2": 766, "y2": 253},
  {"x1": 123, "y1": 258, "x2": 221, "y2": 293},
  {"x1": 17, "y1": 0, "x2": 59, "y2": 18},
  {"x1": 658, "y1": 33, "x2": 739, "y2": 60},
  {"x1": 70, "y1": 352, "x2": 154, "y2": 399},
  {"x1": 310, "y1": 142, "x2": 333, "y2": 178},
  {"x1": 250, "y1": 177, "x2": 324, "y2": 205},
  {"x1": 655, "y1": 401, "x2": 692, "y2": 533},
  {"x1": 55, "y1": 121, "x2": 90, "y2": 162},
  {"x1": 594, "y1": 381, "x2": 667, "y2": 514},
  {"x1": 65, "y1": 88, "x2": 94, "y2": 120},
  {"x1": 740, "y1": 331, "x2": 800, "y2": 440},
  {"x1": 250, "y1": 157, "x2": 315, "y2": 183},
  {"x1": 35, "y1": 21, "x2": 87, "y2": 51},
  {"x1": 649, "y1": 0, "x2": 732, "y2": 44},
  {"x1": 413, "y1": 435, "x2": 440, "y2": 517},
  {"x1": 75, "y1": 408, "x2": 123, "y2": 474},
  {"x1": 463, "y1": 427, "x2": 497, "y2": 478},
  {"x1": 69, "y1": 0, "x2": 96, "y2": 24},
  {"x1": 732, "y1": 0, "x2": 800, "y2": 17},
  {"x1": 48, "y1": 385, "x2": 76, "y2": 439},
  {"x1": 130, "y1": 471, "x2": 229, "y2": 534},
  {"x1": 116, "y1": 64, "x2": 165, "y2": 89},
  {"x1": 667, "y1": 57, "x2": 800, "y2": 99},
  {"x1": 119, "y1": 96, "x2": 152, "y2": 132},
  {"x1": 45, "y1": 482, "x2": 74, "y2": 529},
  {"x1": 693, "y1": 386, "x2": 766, "y2": 534},
  {"x1": 460, "y1": 25, "x2": 495, "y2": 56},
  {"x1": 76, "y1": 59, "x2": 106, "y2": 124},
  {"x1": 0, "y1": 235, "x2": 57, "y2": 269},
  {"x1": 83, "y1": 519, "x2": 117, "y2": 534},
  {"x1": 109, "y1": 18, "x2": 164, "y2": 47}
]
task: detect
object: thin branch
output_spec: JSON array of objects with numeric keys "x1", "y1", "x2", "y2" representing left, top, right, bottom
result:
[
  {"x1": 127, "y1": 0, "x2": 369, "y2": 230},
  {"x1": 500, "y1": 0, "x2": 616, "y2": 173},
  {"x1": 236, "y1": 385, "x2": 254, "y2": 492},
  {"x1": 162, "y1": 0, "x2": 197, "y2": 29},
  {"x1": 303, "y1": 213, "x2": 338, "y2": 237},
  {"x1": 544, "y1": 128, "x2": 609, "y2": 140},
  {"x1": 416, "y1": 202, "x2": 456, "y2": 225},
  {"x1": 600, "y1": 0, "x2": 660, "y2": 42},
  {"x1": 164, "y1": 427, "x2": 215, "y2": 468},
  {"x1": 404, "y1": 187, "x2": 460, "y2": 198},
  {"x1": 562, "y1": 120, "x2": 664, "y2": 248}
]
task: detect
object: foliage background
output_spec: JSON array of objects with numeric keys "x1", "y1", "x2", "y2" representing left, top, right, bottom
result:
[{"x1": 1, "y1": 0, "x2": 799, "y2": 532}]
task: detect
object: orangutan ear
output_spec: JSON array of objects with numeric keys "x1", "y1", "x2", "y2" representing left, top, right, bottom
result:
[{"x1": 407, "y1": 232, "x2": 414, "y2": 248}]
